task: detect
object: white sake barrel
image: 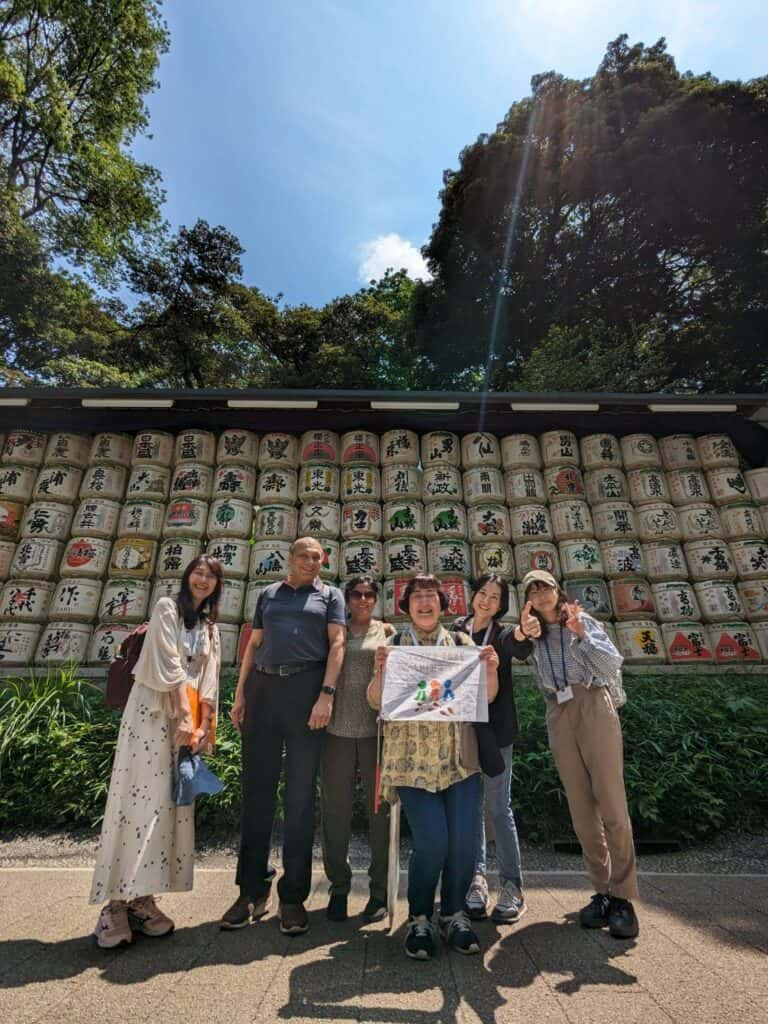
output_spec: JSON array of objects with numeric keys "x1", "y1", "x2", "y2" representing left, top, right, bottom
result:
[
  {"x1": 126, "y1": 464, "x2": 170, "y2": 501},
  {"x1": 340, "y1": 465, "x2": 381, "y2": 503},
  {"x1": 504, "y1": 468, "x2": 546, "y2": 506},
  {"x1": 614, "y1": 620, "x2": 665, "y2": 664},
  {"x1": 0, "y1": 541, "x2": 15, "y2": 581},
  {"x1": 420, "y1": 431, "x2": 460, "y2": 468},
  {"x1": 550, "y1": 500, "x2": 594, "y2": 540},
  {"x1": 299, "y1": 463, "x2": 340, "y2": 502},
  {"x1": 131, "y1": 431, "x2": 174, "y2": 467},
  {"x1": 677, "y1": 503, "x2": 722, "y2": 540},
  {"x1": 609, "y1": 578, "x2": 656, "y2": 620},
  {"x1": 467, "y1": 504, "x2": 511, "y2": 544},
  {"x1": 697, "y1": 434, "x2": 739, "y2": 469},
  {"x1": 118, "y1": 500, "x2": 164, "y2": 539},
  {"x1": 421, "y1": 501, "x2": 465, "y2": 541},
  {"x1": 501, "y1": 434, "x2": 541, "y2": 469},
  {"x1": 256, "y1": 467, "x2": 298, "y2": 505},
  {"x1": 620, "y1": 434, "x2": 661, "y2": 469},
  {"x1": 461, "y1": 432, "x2": 501, "y2": 469},
  {"x1": 627, "y1": 468, "x2": 670, "y2": 506},
  {"x1": 751, "y1": 621, "x2": 768, "y2": 660},
  {"x1": 244, "y1": 581, "x2": 271, "y2": 622},
  {"x1": 0, "y1": 500, "x2": 24, "y2": 542},
  {"x1": 600, "y1": 540, "x2": 645, "y2": 579},
  {"x1": 382, "y1": 501, "x2": 424, "y2": 539},
  {"x1": 667, "y1": 469, "x2": 711, "y2": 506},
  {"x1": 99, "y1": 578, "x2": 151, "y2": 623},
  {"x1": 35, "y1": 621, "x2": 91, "y2": 666},
  {"x1": 109, "y1": 537, "x2": 157, "y2": 579},
  {"x1": 593, "y1": 502, "x2": 638, "y2": 542},
  {"x1": 662, "y1": 622, "x2": 713, "y2": 663},
  {"x1": 212, "y1": 463, "x2": 256, "y2": 501},
  {"x1": 472, "y1": 541, "x2": 514, "y2": 579},
  {"x1": 721, "y1": 504, "x2": 764, "y2": 540},
  {"x1": 637, "y1": 503, "x2": 681, "y2": 542},
  {"x1": 514, "y1": 542, "x2": 559, "y2": 582},
  {"x1": 463, "y1": 468, "x2": 505, "y2": 506},
  {"x1": 0, "y1": 622, "x2": 41, "y2": 666},
  {"x1": 299, "y1": 501, "x2": 341, "y2": 539},
  {"x1": 44, "y1": 433, "x2": 91, "y2": 468},
  {"x1": 0, "y1": 464, "x2": 37, "y2": 502},
  {"x1": 422, "y1": 466, "x2": 463, "y2": 503},
  {"x1": 659, "y1": 434, "x2": 700, "y2": 471},
  {"x1": 684, "y1": 539, "x2": 735, "y2": 580},
  {"x1": 61, "y1": 536, "x2": 111, "y2": 579},
  {"x1": 382, "y1": 578, "x2": 409, "y2": 621},
  {"x1": 170, "y1": 463, "x2": 213, "y2": 501},
  {"x1": 216, "y1": 429, "x2": 259, "y2": 466},
  {"x1": 383, "y1": 538, "x2": 427, "y2": 577},
  {"x1": 341, "y1": 431, "x2": 380, "y2": 465},
  {"x1": 33, "y1": 464, "x2": 83, "y2": 504},
  {"x1": 318, "y1": 539, "x2": 340, "y2": 580},
  {"x1": 429, "y1": 540, "x2": 472, "y2": 578},
  {"x1": 300, "y1": 430, "x2": 340, "y2": 464},
  {"x1": 87, "y1": 623, "x2": 134, "y2": 665},
  {"x1": 580, "y1": 434, "x2": 622, "y2": 470},
  {"x1": 149, "y1": 577, "x2": 182, "y2": 612},
  {"x1": 584, "y1": 468, "x2": 629, "y2": 505},
  {"x1": 709, "y1": 621, "x2": 761, "y2": 663},
  {"x1": 564, "y1": 578, "x2": 611, "y2": 621},
  {"x1": 694, "y1": 580, "x2": 743, "y2": 622},
  {"x1": 652, "y1": 581, "x2": 701, "y2": 622},
  {"x1": 90, "y1": 432, "x2": 133, "y2": 467},
  {"x1": 218, "y1": 622, "x2": 239, "y2": 667},
  {"x1": 745, "y1": 468, "x2": 768, "y2": 504},
  {"x1": 10, "y1": 537, "x2": 63, "y2": 579},
  {"x1": 730, "y1": 539, "x2": 768, "y2": 580},
  {"x1": 258, "y1": 433, "x2": 299, "y2": 469},
  {"x1": 254, "y1": 503, "x2": 298, "y2": 541},
  {"x1": 2, "y1": 431, "x2": 47, "y2": 466},
  {"x1": 207, "y1": 536, "x2": 251, "y2": 578},
  {"x1": 249, "y1": 539, "x2": 291, "y2": 580},
  {"x1": 79, "y1": 462, "x2": 127, "y2": 501},
  {"x1": 340, "y1": 540, "x2": 384, "y2": 580},
  {"x1": 380, "y1": 429, "x2": 419, "y2": 466},
  {"x1": 208, "y1": 498, "x2": 253, "y2": 539},
  {"x1": 706, "y1": 467, "x2": 750, "y2": 506},
  {"x1": 510, "y1": 504, "x2": 553, "y2": 544},
  {"x1": 0, "y1": 578, "x2": 54, "y2": 622},
  {"x1": 499, "y1": 583, "x2": 520, "y2": 623},
  {"x1": 71, "y1": 500, "x2": 119, "y2": 539},
  {"x1": 49, "y1": 577, "x2": 102, "y2": 622},
  {"x1": 559, "y1": 538, "x2": 604, "y2": 578},
  {"x1": 163, "y1": 498, "x2": 209, "y2": 539},
  {"x1": 174, "y1": 430, "x2": 216, "y2": 466},
  {"x1": 643, "y1": 542, "x2": 688, "y2": 581},
  {"x1": 381, "y1": 465, "x2": 422, "y2": 501},
  {"x1": 737, "y1": 580, "x2": 768, "y2": 622},
  {"x1": 540, "y1": 430, "x2": 579, "y2": 467},
  {"x1": 156, "y1": 538, "x2": 202, "y2": 578},
  {"x1": 761, "y1": 506, "x2": 768, "y2": 537},
  {"x1": 218, "y1": 578, "x2": 246, "y2": 624}
]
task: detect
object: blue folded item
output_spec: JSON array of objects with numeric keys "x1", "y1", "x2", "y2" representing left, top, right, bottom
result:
[{"x1": 173, "y1": 746, "x2": 224, "y2": 806}]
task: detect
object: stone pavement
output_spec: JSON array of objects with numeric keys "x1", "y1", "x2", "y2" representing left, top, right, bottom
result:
[{"x1": 1, "y1": 868, "x2": 767, "y2": 1024}]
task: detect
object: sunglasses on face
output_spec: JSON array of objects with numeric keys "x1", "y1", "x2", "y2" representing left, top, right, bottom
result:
[{"x1": 349, "y1": 590, "x2": 376, "y2": 599}]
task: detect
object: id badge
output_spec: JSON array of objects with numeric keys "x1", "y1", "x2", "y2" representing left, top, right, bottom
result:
[{"x1": 556, "y1": 685, "x2": 574, "y2": 704}]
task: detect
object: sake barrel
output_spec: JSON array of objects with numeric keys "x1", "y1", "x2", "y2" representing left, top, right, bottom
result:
[
  {"x1": 584, "y1": 468, "x2": 629, "y2": 505},
  {"x1": 667, "y1": 469, "x2": 711, "y2": 507},
  {"x1": 90, "y1": 432, "x2": 133, "y2": 467},
  {"x1": 156, "y1": 538, "x2": 201, "y2": 578},
  {"x1": 678, "y1": 503, "x2": 722, "y2": 540},
  {"x1": 381, "y1": 465, "x2": 422, "y2": 501},
  {"x1": 299, "y1": 501, "x2": 341, "y2": 539},
  {"x1": 300, "y1": 430, "x2": 340, "y2": 464},
  {"x1": 467, "y1": 504, "x2": 511, "y2": 544},
  {"x1": 559, "y1": 538, "x2": 604, "y2": 579},
  {"x1": 99, "y1": 578, "x2": 151, "y2": 623},
  {"x1": 218, "y1": 578, "x2": 246, "y2": 624},
  {"x1": 706, "y1": 467, "x2": 751, "y2": 507},
  {"x1": 108, "y1": 537, "x2": 157, "y2": 579},
  {"x1": 174, "y1": 430, "x2": 216, "y2": 466},
  {"x1": 208, "y1": 498, "x2": 253, "y2": 539},
  {"x1": 318, "y1": 539, "x2": 340, "y2": 580},
  {"x1": 745, "y1": 468, "x2": 768, "y2": 504},
  {"x1": 662, "y1": 622, "x2": 713, "y2": 663},
  {"x1": 244, "y1": 581, "x2": 271, "y2": 622},
  {"x1": 643, "y1": 542, "x2": 688, "y2": 581},
  {"x1": 382, "y1": 501, "x2": 423, "y2": 539},
  {"x1": 71, "y1": 499, "x2": 118, "y2": 539},
  {"x1": 709, "y1": 621, "x2": 761, "y2": 662},
  {"x1": 117, "y1": 500, "x2": 164, "y2": 539},
  {"x1": 737, "y1": 580, "x2": 768, "y2": 621},
  {"x1": 149, "y1": 578, "x2": 182, "y2": 612},
  {"x1": 614, "y1": 620, "x2": 665, "y2": 664},
  {"x1": 540, "y1": 430, "x2": 578, "y2": 467},
  {"x1": 341, "y1": 430, "x2": 380, "y2": 465},
  {"x1": 422, "y1": 501, "x2": 466, "y2": 541},
  {"x1": 684, "y1": 539, "x2": 735, "y2": 580},
  {"x1": 501, "y1": 434, "x2": 541, "y2": 469},
  {"x1": 35, "y1": 621, "x2": 92, "y2": 665},
  {"x1": 380, "y1": 429, "x2": 419, "y2": 466},
  {"x1": 580, "y1": 433, "x2": 622, "y2": 470},
  {"x1": 131, "y1": 431, "x2": 174, "y2": 467},
  {"x1": 79, "y1": 462, "x2": 127, "y2": 501},
  {"x1": 0, "y1": 578, "x2": 54, "y2": 622},
  {"x1": 256, "y1": 467, "x2": 298, "y2": 505},
  {"x1": 659, "y1": 434, "x2": 700, "y2": 471},
  {"x1": 477, "y1": 542, "x2": 516, "y2": 579},
  {"x1": 218, "y1": 622, "x2": 239, "y2": 666},
  {"x1": 422, "y1": 466, "x2": 463, "y2": 503},
  {"x1": 620, "y1": 434, "x2": 661, "y2": 469},
  {"x1": 88, "y1": 623, "x2": 134, "y2": 665},
  {"x1": 2, "y1": 431, "x2": 47, "y2": 466},
  {"x1": 383, "y1": 538, "x2": 427, "y2": 577},
  {"x1": 10, "y1": 537, "x2": 63, "y2": 579},
  {"x1": 461, "y1": 432, "x2": 501, "y2": 469},
  {"x1": 760, "y1": 506, "x2": 768, "y2": 537},
  {"x1": 750, "y1": 620, "x2": 768, "y2": 660},
  {"x1": 593, "y1": 502, "x2": 638, "y2": 542},
  {"x1": 0, "y1": 464, "x2": 37, "y2": 502},
  {"x1": 340, "y1": 465, "x2": 380, "y2": 503},
  {"x1": 730, "y1": 539, "x2": 768, "y2": 580},
  {"x1": 628, "y1": 468, "x2": 670, "y2": 506},
  {"x1": 429, "y1": 540, "x2": 472, "y2": 577},
  {"x1": 0, "y1": 622, "x2": 41, "y2": 666},
  {"x1": 564, "y1": 578, "x2": 612, "y2": 621},
  {"x1": 216, "y1": 429, "x2": 259, "y2": 466},
  {"x1": 382, "y1": 578, "x2": 409, "y2": 621},
  {"x1": 420, "y1": 431, "x2": 460, "y2": 468},
  {"x1": 44, "y1": 433, "x2": 91, "y2": 468},
  {"x1": 637, "y1": 503, "x2": 681, "y2": 542},
  {"x1": 600, "y1": 540, "x2": 645, "y2": 579},
  {"x1": 299, "y1": 463, "x2": 340, "y2": 502},
  {"x1": 609, "y1": 578, "x2": 655, "y2": 620},
  {"x1": 694, "y1": 580, "x2": 743, "y2": 622},
  {"x1": 697, "y1": 434, "x2": 739, "y2": 469},
  {"x1": 163, "y1": 498, "x2": 209, "y2": 539},
  {"x1": 254, "y1": 503, "x2": 298, "y2": 541},
  {"x1": 510, "y1": 504, "x2": 553, "y2": 544},
  {"x1": 504, "y1": 468, "x2": 546, "y2": 506},
  {"x1": 126, "y1": 464, "x2": 171, "y2": 502},
  {"x1": 207, "y1": 536, "x2": 251, "y2": 578},
  {"x1": 463, "y1": 468, "x2": 505, "y2": 506},
  {"x1": 652, "y1": 581, "x2": 701, "y2": 623},
  {"x1": 170, "y1": 463, "x2": 213, "y2": 501},
  {"x1": 49, "y1": 577, "x2": 102, "y2": 622},
  {"x1": 249, "y1": 539, "x2": 291, "y2": 580},
  {"x1": 0, "y1": 541, "x2": 15, "y2": 581},
  {"x1": 0, "y1": 500, "x2": 24, "y2": 541},
  {"x1": 258, "y1": 433, "x2": 298, "y2": 469},
  {"x1": 32, "y1": 464, "x2": 82, "y2": 504},
  {"x1": 545, "y1": 465, "x2": 585, "y2": 504},
  {"x1": 551, "y1": 500, "x2": 594, "y2": 540},
  {"x1": 721, "y1": 504, "x2": 764, "y2": 540},
  {"x1": 340, "y1": 540, "x2": 384, "y2": 580},
  {"x1": 212, "y1": 464, "x2": 257, "y2": 501},
  {"x1": 513, "y1": 542, "x2": 559, "y2": 582},
  {"x1": 440, "y1": 578, "x2": 473, "y2": 617}
]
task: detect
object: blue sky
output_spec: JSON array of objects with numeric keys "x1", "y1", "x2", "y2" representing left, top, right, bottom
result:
[{"x1": 132, "y1": 0, "x2": 767, "y2": 308}]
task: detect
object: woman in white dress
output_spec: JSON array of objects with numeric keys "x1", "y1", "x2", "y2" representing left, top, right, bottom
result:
[{"x1": 90, "y1": 554, "x2": 223, "y2": 948}]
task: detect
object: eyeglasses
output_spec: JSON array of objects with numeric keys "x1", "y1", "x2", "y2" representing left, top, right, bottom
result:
[{"x1": 349, "y1": 590, "x2": 376, "y2": 600}]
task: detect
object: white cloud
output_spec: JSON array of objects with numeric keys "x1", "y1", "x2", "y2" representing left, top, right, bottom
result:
[{"x1": 357, "y1": 233, "x2": 432, "y2": 284}]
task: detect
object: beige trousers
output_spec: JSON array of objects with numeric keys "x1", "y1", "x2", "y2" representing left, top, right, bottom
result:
[{"x1": 546, "y1": 684, "x2": 639, "y2": 901}]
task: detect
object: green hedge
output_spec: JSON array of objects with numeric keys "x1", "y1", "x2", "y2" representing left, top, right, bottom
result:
[{"x1": 1, "y1": 669, "x2": 766, "y2": 842}]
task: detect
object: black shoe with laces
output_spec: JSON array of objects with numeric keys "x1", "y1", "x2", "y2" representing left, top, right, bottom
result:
[
  {"x1": 362, "y1": 895, "x2": 387, "y2": 922},
  {"x1": 440, "y1": 910, "x2": 481, "y2": 955},
  {"x1": 404, "y1": 915, "x2": 437, "y2": 960},
  {"x1": 608, "y1": 897, "x2": 639, "y2": 939},
  {"x1": 326, "y1": 893, "x2": 348, "y2": 921},
  {"x1": 579, "y1": 892, "x2": 611, "y2": 929}
]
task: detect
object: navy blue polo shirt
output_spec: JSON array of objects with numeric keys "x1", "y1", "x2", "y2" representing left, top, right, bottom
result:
[{"x1": 253, "y1": 578, "x2": 346, "y2": 667}]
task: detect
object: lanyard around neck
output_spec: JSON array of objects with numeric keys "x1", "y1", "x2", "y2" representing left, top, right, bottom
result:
[
  {"x1": 542, "y1": 626, "x2": 568, "y2": 691},
  {"x1": 466, "y1": 617, "x2": 493, "y2": 646},
  {"x1": 407, "y1": 625, "x2": 445, "y2": 646}
]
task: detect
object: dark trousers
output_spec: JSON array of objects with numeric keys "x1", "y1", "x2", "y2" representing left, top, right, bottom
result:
[
  {"x1": 236, "y1": 665, "x2": 325, "y2": 905},
  {"x1": 320, "y1": 733, "x2": 390, "y2": 901}
]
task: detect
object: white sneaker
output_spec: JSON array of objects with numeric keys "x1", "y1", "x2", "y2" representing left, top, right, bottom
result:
[
  {"x1": 464, "y1": 873, "x2": 490, "y2": 920},
  {"x1": 492, "y1": 882, "x2": 527, "y2": 923},
  {"x1": 93, "y1": 901, "x2": 132, "y2": 949}
]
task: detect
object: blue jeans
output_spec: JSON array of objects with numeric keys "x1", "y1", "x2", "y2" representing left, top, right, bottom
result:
[
  {"x1": 475, "y1": 743, "x2": 524, "y2": 890},
  {"x1": 398, "y1": 773, "x2": 482, "y2": 918}
]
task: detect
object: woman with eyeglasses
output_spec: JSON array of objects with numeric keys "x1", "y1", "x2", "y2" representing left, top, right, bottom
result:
[{"x1": 320, "y1": 576, "x2": 394, "y2": 923}]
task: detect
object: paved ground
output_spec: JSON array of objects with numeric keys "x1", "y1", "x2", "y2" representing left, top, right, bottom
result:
[{"x1": 2, "y1": 868, "x2": 766, "y2": 1024}]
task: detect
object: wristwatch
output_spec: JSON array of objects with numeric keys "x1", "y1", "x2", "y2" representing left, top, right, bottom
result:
[{"x1": 321, "y1": 685, "x2": 336, "y2": 696}]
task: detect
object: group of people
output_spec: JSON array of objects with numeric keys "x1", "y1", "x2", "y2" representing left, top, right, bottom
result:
[{"x1": 90, "y1": 535, "x2": 640, "y2": 959}]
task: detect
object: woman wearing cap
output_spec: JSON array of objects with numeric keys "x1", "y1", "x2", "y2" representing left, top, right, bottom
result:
[
  {"x1": 517, "y1": 569, "x2": 639, "y2": 940},
  {"x1": 367, "y1": 574, "x2": 499, "y2": 961}
]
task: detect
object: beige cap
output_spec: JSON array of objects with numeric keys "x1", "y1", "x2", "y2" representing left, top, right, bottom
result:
[{"x1": 521, "y1": 569, "x2": 558, "y2": 592}]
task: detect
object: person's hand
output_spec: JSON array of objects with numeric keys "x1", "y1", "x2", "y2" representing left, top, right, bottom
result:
[
  {"x1": 230, "y1": 691, "x2": 246, "y2": 731},
  {"x1": 174, "y1": 713, "x2": 195, "y2": 748},
  {"x1": 308, "y1": 693, "x2": 334, "y2": 730},
  {"x1": 374, "y1": 646, "x2": 390, "y2": 673},
  {"x1": 479, "y1": 645, "x2": 499, "y2": 672},
  {"x1": 189, "y1": 726, "x2": 209, "y2": 754},
  {"x1": 563, "y1": 600, "x2": 586, "y2": 639},
  {"x1": 520, "y1": 601, "x2": 542, "y2": 639}
]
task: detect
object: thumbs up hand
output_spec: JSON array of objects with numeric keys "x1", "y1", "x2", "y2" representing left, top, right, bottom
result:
[{"x1": 520, "y1": 601, "x2": 541, "y2": 639}]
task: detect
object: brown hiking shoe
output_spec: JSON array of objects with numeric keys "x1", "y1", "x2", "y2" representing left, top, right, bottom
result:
[
  {"x1": 220, "y1": 891, "x2": 271, "y2": 930},
  {"x1": 127, "y1": 895, "x2": 174, "y2": 937},
  {"x1": 278, "y1": 902, "x2": 309, "y2": 935},
  {"x1": 93, "y1": 901, "x2": 132, "y2": 949}
]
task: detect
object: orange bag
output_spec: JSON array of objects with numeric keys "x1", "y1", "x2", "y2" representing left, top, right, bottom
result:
[{"x1": 186, "y1": 685, "x2": 217, "y2": 750}]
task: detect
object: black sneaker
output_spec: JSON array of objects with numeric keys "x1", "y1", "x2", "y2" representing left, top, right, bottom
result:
[
  {"x1": 362, "y1": 896, "x2": 387, "y2": 922},
  {"x1": 220, "y1": 891, "x2": 270, "y2": 930},
  {"x1": 440, "y1": 910, "x2": 481, "y2": 955},
  {"x1": 279, "y1": 902, "x2": 309, "y2": 935},
  {"x1": 608, "y1": 897, "x2": 639, "y2": 939},
  {"x1": 404, "y1": 915, "x2": 437, "y2": 960},
  {"x1": 579, "y1": 892, "x2": 610, "y2": 929},
  {"x1": 326, "y1": 893, "x2": 348, "y2": 921}
]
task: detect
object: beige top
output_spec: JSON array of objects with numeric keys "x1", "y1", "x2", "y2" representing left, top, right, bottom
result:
[{"x1": 329, "y1": 619, "x2": 388, "y2": 738}]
